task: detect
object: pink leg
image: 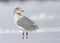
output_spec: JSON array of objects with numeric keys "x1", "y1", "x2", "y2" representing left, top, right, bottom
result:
[
  {"x1": 22, "y1": 32, "x2": 24, "y2": 39},
  {"x1": 26, "y1": 32, "x2": 28, "y2": 39}
]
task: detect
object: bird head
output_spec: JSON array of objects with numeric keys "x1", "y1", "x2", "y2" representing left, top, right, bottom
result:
[{"x1": 14, "y1": 7, "x2": 24, "y2": 14}]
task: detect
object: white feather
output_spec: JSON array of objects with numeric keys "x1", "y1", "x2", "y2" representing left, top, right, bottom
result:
[{"x1": 14, "y1": 14, "x2": 23, "y2": 22}]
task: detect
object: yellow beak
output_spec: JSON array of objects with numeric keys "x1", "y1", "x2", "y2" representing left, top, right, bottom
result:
[{"x1": 21, "y1": 10, "x2": 24, "y2": 12}]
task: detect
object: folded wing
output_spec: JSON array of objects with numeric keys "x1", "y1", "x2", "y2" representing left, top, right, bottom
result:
[{"x1": 17, "y1": 16, "x2": 38, "y2": 31}]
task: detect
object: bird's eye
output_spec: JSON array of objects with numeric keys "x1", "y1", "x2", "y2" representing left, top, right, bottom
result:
[{"x1": 18, "y1": 13, "x2": 20, "y2": 14}]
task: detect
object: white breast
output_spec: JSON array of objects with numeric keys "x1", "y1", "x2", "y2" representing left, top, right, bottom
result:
[{"x1": 14, "y1": 14, "x2": 23, "y2": 22}]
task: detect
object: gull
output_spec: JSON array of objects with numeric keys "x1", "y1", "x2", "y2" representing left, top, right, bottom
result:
[{"x1": 14, "y1": 7, "x2": 38, "y2": 39}]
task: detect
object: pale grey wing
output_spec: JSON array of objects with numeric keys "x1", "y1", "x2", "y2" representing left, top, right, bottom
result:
[{"x1": 17, "y1": 16, "x2": 38, "y2": 31}]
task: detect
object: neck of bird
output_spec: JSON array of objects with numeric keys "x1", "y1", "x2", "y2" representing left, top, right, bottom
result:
[{"x1": 14, "y1": 13, "x2": 23, "y2": 21}]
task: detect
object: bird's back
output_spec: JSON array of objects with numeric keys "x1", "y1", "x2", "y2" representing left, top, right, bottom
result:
[{"x1": 17, "y1": 16, "x2": 38, "y2": 31}]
